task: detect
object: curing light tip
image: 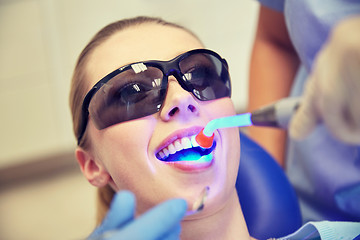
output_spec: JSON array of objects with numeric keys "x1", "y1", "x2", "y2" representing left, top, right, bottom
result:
[{"x1": 195, "y1": 129, "x2": 214, "y2": 149}]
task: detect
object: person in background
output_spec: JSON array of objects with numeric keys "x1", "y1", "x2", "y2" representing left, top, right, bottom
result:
[{"x1": 247, "y1": 0, "x2": 360, "y2": 223}]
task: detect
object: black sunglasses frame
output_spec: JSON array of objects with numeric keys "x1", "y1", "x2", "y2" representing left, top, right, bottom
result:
[{"x1": 77, "y1": 49, "x2": 231, "y2": 145}]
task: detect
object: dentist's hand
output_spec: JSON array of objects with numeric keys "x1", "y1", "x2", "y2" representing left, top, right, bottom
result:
[
  {"x1": 88, "y1": 191, "x2": 187, "y2": 240},
  {"x1": 290, "y1": 16, "x2": 360, "y2": 144}
]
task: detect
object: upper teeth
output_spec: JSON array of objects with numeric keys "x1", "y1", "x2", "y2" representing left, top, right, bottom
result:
[{"x1": 157, "y1": 135, "x2": 199, "y2": 160}]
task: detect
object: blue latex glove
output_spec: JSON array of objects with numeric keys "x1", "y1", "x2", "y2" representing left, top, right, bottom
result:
[
  {"x1": 290, "y1": 16, "x2": 360, "y2": 144},
  {"x1": 87, "y1": 191, "x2": 187, "y2": 240}
]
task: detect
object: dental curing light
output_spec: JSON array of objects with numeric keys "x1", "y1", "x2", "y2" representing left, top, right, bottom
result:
[{"x1": 195, "y1": 97, "x2": 301, "y2": 148}]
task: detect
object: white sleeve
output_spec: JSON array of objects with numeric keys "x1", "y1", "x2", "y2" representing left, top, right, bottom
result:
[{"x1": 276, "y1": 221, "x2": 360, "y2": 240}]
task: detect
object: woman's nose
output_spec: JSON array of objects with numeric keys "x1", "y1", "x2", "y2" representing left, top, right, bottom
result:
[{"x1": 160, "y1": 78, "x2": 199, "y2": 121}]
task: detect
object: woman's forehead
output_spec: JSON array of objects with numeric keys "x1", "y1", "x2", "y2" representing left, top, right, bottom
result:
[{"x1": 85, "y1": 23, "x2": 203, "y2": 86}]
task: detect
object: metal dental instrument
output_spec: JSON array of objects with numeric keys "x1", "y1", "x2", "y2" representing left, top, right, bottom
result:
[
  {"x1": 185, "y1": 186, "x2": 209, "y2": 216},
  {"x1": 195, "y1": 97, "x2": 301, "y2": 148}
]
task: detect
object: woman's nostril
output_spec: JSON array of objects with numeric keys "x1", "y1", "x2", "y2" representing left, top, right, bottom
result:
[
  {"x1": 168, "y1": 105, "x2": 196, "y2": 117},
  {"x1": 169, "y1": 107, "x2": 178, "y2": 116},
  {"x1": 188, "y1": 105, "x2": 196, "y2": 112},
  {"x1": 168, "y1": 105, "x2": 197, "y2": 117}
]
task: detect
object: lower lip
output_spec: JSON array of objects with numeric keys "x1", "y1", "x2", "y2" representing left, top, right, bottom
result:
[{"x1": 165, "y1": 153, "x2": 214, "y2": 172}]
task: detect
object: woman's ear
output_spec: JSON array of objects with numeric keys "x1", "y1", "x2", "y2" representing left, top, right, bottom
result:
[{"x1": 75, "y1": 147, "x2": 111, "y2": 187}]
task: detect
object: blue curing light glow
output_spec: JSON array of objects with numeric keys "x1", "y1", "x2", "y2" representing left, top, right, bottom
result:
[
  {"x1": 203, "y1": 113, "x2": 252, "y2": 137},
  {"x1": 178, "y1": 153, "x2": 213, "y2": 163}
]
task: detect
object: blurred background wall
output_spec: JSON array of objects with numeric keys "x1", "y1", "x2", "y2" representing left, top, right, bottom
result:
[{"x1": 0, "y1": 0, "x2": 259, "y2": 239}]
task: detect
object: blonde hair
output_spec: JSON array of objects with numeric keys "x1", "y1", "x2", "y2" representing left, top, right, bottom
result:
[{"x1": 69, "y1": 16, "x2": 200, "y2": 225}]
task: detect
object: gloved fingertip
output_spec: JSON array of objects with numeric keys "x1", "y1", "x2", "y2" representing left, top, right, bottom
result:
[
  {"x1": 289, "y1": 120, "x2": 307, "y2": 140},
  {"x1": 289, "y1": 108, "x2": 316, "y2": 140},
  {"x1": 99, "y1": 190, "x2": 136, "y2": 231},
  {"x1": 164, "y1": 198, "x2": 188, "y2": 217},
  {"x1": 112, "y1": 190, "x2": 135, "y2": 208},
  {"x1": 290, "y1": 66, "x2": 325, "y2": 140},
  {"x1": 106, "y1": 190, "x2": 136, "y2": 217}
]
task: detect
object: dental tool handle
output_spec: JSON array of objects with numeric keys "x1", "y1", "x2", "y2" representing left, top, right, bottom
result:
[
  {"x1": 202, "y1": 113, "x2": 252, "y2": 137},
  {"x1": 195, "y1": 113, "x2": 252, "y2": 148},
  {"x1": 250, "y1": 97, "x2": 301, "y2": 128},
  {"x1": 196, "y1": 97, "x2": 301, "y2": 148}
]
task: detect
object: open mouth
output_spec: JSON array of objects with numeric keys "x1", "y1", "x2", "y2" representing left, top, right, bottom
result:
[{"x1": 156, "y1": 135, "x2": 216, "y2": 162}]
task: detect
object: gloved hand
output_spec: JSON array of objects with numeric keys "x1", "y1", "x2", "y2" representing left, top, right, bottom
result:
[
  {"x1": 289, "y1": 16, "x2": 360, "y2": 144},
  {"x1": 87, "y1": 191, "x2": 187, "y2": 240}
]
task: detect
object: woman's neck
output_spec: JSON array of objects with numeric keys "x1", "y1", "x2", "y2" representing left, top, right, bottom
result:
[{"x1": 180, "y1": 190, "x2": 253, "y2": 240}]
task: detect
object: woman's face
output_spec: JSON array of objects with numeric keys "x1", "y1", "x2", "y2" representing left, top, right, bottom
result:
[{"x1": 83, "y1": 23, "x2": 240, "y2": 216}]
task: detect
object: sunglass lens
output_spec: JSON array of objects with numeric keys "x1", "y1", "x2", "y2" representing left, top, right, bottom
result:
[
  {"x1": 179, "y1": 53, "x2": 231, "y2": 101},
  {"x1": 88, "y1": 66, "x2": 166, "y2": 129}
]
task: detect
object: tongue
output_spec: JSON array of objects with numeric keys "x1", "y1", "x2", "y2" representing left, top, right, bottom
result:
[{"x1": 166, "y1": 148, "x2": 203, "y2": 162}]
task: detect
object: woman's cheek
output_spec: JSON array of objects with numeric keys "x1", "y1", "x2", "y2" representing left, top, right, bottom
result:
[
  {"x1": 100, "y1": 119, "x2": 156, "y2": 188},
  {"x1": 207, "y1": 98, "x2": 236, "y2": 119}
]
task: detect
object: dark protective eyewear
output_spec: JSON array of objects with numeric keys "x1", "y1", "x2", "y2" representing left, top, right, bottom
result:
[{"x1": 77, "y1": 49, "x2": 231, "y2": 144}]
